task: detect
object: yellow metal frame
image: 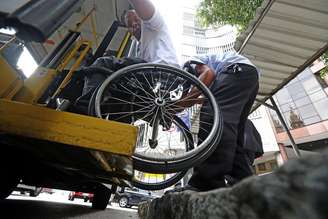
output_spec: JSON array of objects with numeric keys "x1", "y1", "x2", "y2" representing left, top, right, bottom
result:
[
  {"x1": 0, "y1": 54, "x2": 24, "y2": 99},
  {"x1": 0, "y1": 99, "x2": 137, "y2": 156},
  {"x1": 117, "y1": 32, "x2": 131, "y2": 58},
  {"x1": 13, "y1": 40, "x2": 92, "y2": 104},
  {"x1": 52, "y1": 40, "x2": 91, "y2": 97}
]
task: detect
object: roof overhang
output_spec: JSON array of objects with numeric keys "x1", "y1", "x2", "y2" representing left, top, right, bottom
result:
[{"x1": 235, "y1": 0, "x2": 328, "y2": 111}]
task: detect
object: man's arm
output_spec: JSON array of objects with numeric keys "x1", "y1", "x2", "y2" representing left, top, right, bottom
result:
[
  {"x1": 195, "y1": 64, "x2": 216, "y2": 87},
  {"x1": 128, "y1": 0, "x2": 155, "y2": 20},
  {"x1": 174, "y1": 64, "x2": 216, "y2": 110}
]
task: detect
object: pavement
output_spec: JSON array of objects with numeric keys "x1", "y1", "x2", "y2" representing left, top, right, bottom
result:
[{"x1": 0, "y1": 191, "x2": 139, "y2": 219}]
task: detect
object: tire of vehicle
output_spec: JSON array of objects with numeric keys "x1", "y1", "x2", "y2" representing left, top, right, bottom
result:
[
  {"x1": 132, "y1": 117, "x2": 191, "y2": 190},
  {"x1": 30, "y1": 187, "x2": 42, "y2": 197},
  {"x1": 0, "y1": 164, "x2": 20, "y2": 200},
  {"x1": 92, "y1": 185, "x2": 111, "y2": 210},
  {"x1": 118, "y1": 196, "x2": 128, "y2": 208},
  {"x1": 94, "y1": 63, "x2": 223, "y2": 173}
]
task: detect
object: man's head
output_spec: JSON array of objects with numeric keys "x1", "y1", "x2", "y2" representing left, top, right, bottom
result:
[{"x1": 124, "y1": 10, "x2": 142, "y2": 40}]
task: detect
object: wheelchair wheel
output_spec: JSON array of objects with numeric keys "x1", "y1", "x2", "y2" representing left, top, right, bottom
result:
[{"x1": 95, "y1": 63, "x2": 223, "y2": 173}]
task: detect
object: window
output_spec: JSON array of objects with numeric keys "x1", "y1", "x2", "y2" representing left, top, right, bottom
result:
[
  {"x1": 269, "y1": 110, "x2": 284, "y2": 133},
  {"x1": 287, "y1": 83, "x2": 307, "y2": 100},
  {"x1": 269, "y1": 161, "x2": 278, "y2": 170},
  {"x1": 302, "y1": 76, "x2": 321, "y2": 95},
  {"x1": 282, "y1": 112, "x2": 292, "y2": 128},
  {"x1": 276, "y1": 88, "x2": 292, "y2": 105},
  {"x1": 183, "y1": 12, "x2": 194, "y2": 22},
  {"x1": 257, "y1": 163, "x2": 266, "y2": 171},
  {"x1": 297, "y1": 104, "x2": 317, "y2": 119},
  {"x1": 297, "y1": 68, "x2": 312, "y2": 80},
  {"x1": 249, "y1": 109, "x2": 261, "y2": 119},
  {"x1": 183, "y1": 26, "x2": 194, "y2": 35},
  {"x1": 303, "y1": 116, "x2": 321, "y2": 125},
  {"x1": 314, "y1": 98, "x2": 328, "y2": 120},
  {"x1": 280, "y1": 102, "x2": 295, "y2": 113},
  {"x1": 309, "y1": 90, "x2": 327, "y2": 102},
  {"x1": 194, "y1": 29, "x2": 205, "y2": 37},
  {"x1": 196, "y1": 46, "x2": 209, "y2": 54},
  {"x1": 294, "y1": 97, "x2": 311, "y2": 108}
]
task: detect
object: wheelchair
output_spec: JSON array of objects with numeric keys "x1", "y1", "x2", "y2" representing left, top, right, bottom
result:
[{"x1": 55, "y1": 57, "x2": 223, "y2": 190}]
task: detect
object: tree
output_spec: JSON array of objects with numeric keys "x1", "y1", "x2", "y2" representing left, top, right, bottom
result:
[
  {"x1": 320, "y1": 52, "x2": 328, "y2": 79},
  {"x1": 197, "y1": 0, "x2": 265, "y2": 32}
]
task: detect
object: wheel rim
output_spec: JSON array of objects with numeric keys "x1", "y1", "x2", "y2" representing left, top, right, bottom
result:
[
  {"x1": 119, "y1": 197, "x2": 128, "y2": 207},
  {"x1": 95, "y1": 63, "x2": 220, "y2": 167}
]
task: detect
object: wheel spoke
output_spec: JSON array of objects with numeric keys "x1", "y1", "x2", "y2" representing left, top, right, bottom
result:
[
  {"x1": 141, "y1": 72, "x2": 157, "y2": 98},
  {"x1": 105, "y1": 104, "x2": 154, "y2": 121},
  {"x1": 118, "y1": 83, "x2": 153, "y2": 102},
  {"x1": 102, "y1": 95, "x2": 154, "y2": 108},
  {"x1": 134, "y1": 105, "x2": 157, "y2": 122},
  {"x1": 129, "y1": 74, "x2": 155, "y2": 99}
]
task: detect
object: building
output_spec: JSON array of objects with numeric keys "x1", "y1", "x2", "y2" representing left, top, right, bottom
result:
[
  {"x1": 251, "y1": 58, "x2": 328, "y2": 175},
  {"x1": 268, "y1": 60, "x2": 328, "y2": 152},
  {"x1": 178, "y1": 0, "x2": 236, "y2": 64}
]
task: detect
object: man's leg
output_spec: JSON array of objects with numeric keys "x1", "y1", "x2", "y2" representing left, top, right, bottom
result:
[
  {"x1": 188, "y1": 67, "x2": 258, "y2": 191},
  {"x1": 230, "y1": 82, "x2": 259, "y2": 181}
]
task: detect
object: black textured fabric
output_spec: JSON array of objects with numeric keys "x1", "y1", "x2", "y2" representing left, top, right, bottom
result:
[{"x1": 74, "y1": 56, "x2": 146, "y2": 115}]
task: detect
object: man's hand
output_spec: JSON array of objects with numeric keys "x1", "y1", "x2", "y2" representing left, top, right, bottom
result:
[{"x1": 169, "y1": 63, "x2": 214, "y2": 113}]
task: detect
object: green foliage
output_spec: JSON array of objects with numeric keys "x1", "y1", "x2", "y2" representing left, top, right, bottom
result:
[
  {"x1": 320, "y1": 52, "x2": 328, "y2": 79},
  {"x1": 197, "y1": 0, "x2": 265, "y2": 32}
]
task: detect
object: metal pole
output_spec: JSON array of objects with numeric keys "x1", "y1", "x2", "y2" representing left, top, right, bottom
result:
[
  {"x1": 255, "y1": 98, "x2": 275, "y2": 110},
  {"x1": 269, "y1": 97, "x2": 301, "y2": 157}
]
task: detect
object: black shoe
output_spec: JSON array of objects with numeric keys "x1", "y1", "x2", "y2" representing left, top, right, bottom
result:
[{"x1": 164, "y1": 185, "x2": 200, "y2": 195}]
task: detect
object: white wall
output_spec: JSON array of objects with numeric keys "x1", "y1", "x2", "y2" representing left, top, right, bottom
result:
[{"x1": 249, "y1": 106, "x2": 279, "y2": 152}]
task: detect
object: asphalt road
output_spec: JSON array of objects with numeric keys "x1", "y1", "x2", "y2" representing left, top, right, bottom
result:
[{"x1": 0, "y1": 192, "x2": 139, "y2": 219}]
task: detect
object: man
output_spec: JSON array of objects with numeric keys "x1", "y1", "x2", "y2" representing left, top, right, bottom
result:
[
  {"x1": 93, "y1": 0, "x2": 178, "y2": 67},
  {"x1": 124, "y1": 0, "x2": 179, "y2": 67},
  {"x1": 82, "y1": 0, "x2": 179, "y2": 111},
  {"x1": 177, "y1": 51, "x2": 259, "y2": 191}
]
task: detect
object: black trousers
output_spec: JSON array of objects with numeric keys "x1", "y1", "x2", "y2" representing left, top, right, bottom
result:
[{"x1": 189, "y1": 64, "x2": 259, "y2": 191}]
